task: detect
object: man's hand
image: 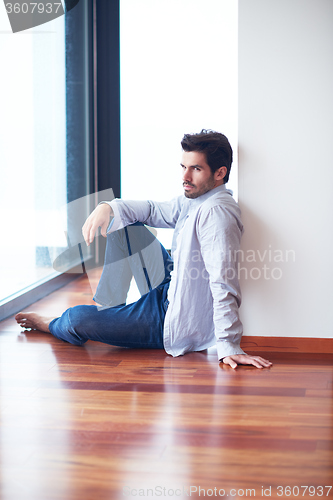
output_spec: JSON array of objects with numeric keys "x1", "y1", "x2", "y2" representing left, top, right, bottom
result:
[
  {"x1": 82, "y1": 203, "x2": 113, "y2": 246},
  {"x1": 222, "y1": 354, "x2": 272, "y2": 369}
]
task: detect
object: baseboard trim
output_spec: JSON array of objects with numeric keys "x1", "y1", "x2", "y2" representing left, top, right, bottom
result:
[{"x1": 240, "y1": 336, "x2": 333, "y2": 354}]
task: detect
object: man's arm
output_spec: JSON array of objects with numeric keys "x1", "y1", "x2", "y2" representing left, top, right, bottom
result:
[
  {"x1": 198, "y1": 205, "x2": 272, "y2": 369},
  {"x1": 82, "y1": 197, "x2": 183, "y2": 246}
]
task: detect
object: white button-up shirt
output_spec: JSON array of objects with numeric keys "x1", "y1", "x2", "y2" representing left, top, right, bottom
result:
[{"x1": 106, "y1": 184, "x2": 246, "y2": 361}]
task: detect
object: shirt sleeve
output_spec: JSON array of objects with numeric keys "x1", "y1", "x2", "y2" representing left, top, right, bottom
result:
[
  {"x1": 197, "y1": 205, "x2": 247, "y2": 361},
  {"x1": 101, "y1": 197, "x2": 183, "y2": 233}
]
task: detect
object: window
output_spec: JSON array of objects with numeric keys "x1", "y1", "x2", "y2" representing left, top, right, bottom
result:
[{"x1": 0, "y1": 0, "x2": 92, "y2": 319}]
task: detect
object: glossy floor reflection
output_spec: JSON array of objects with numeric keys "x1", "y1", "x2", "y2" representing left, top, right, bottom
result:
[{"x1": 0, "y1": 272, "x2": 332, "y2": 500}]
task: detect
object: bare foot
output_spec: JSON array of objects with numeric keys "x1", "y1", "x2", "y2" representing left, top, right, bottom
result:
[{"x1": 15, "y1": 312, "x2": 57, "y2": 333}]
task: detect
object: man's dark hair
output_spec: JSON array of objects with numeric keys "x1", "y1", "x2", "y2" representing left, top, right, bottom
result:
[{"x1": 181, "y1": 129, "x2": 233, "y2": 183}]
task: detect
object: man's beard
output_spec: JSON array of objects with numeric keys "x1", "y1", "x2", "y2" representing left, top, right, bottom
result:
[{"x1": 183, "y1": 176, "x2": 215, "y2": 199}]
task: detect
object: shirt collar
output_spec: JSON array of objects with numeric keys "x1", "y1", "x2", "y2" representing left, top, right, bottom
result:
[{"x1": 183, "y1": 184, "x2": 228, "y2": 210}]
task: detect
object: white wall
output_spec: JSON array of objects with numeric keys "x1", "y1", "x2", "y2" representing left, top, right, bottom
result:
[{"x1": 238, "y1": 0, "x2": 333, "y2": 338}]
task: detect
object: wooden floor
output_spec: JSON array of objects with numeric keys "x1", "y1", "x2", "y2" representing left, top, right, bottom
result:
[{"x1": 0, "y1": 272, "x2": 332, "y2": 500}]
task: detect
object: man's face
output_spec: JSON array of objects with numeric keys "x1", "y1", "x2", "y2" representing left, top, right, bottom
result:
[{"x1": 181, "y1": 151, "x2": 221, "y2": 199}]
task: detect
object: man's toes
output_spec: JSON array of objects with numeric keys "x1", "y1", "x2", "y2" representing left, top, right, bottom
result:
[{"x1": 16, "y1": 313, "x2": 31, "y2": 324}]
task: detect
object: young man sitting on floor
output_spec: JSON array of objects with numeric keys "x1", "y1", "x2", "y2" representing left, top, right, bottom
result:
[{"x1": 16, "y1": 130, "x2": 272, "y2": 370}]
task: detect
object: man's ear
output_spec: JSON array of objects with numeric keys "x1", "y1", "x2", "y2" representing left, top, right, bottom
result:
[{"x1": 214, "y1": 166, "x2": 227, "y2": 181}]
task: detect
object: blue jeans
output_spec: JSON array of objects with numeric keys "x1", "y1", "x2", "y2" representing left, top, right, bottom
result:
[{"x1": 49, "y1": 224, "x2": 173, "y2": 349}]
